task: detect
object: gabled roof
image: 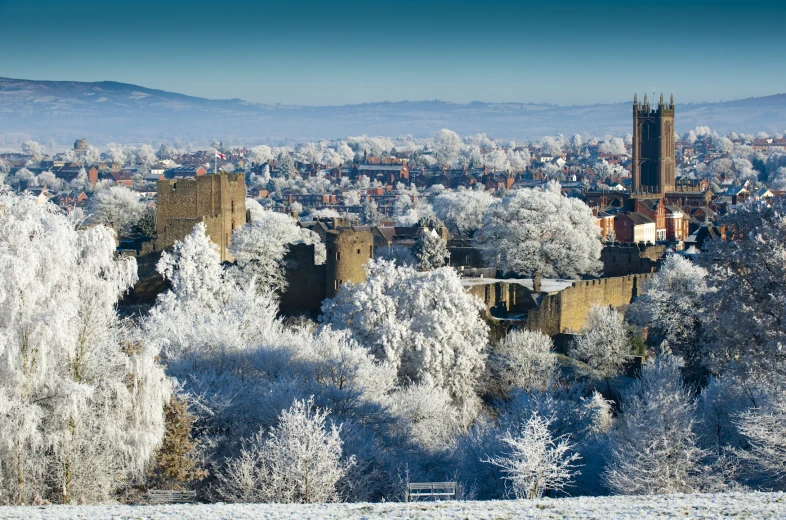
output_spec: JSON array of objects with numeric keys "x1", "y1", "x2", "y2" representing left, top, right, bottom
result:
[{"x1": 625, "y1": 212, "x2": 655, "y2": 225}]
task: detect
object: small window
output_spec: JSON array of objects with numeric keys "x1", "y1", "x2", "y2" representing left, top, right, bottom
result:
[
  {"x1": 357, "y1": 248, "x2": 361, "y2": 254},
  {"x1": 334, "y1": 280, "x2": 338, "y2": 291},
  {"x1": 465, "y1": 255, "x2": 471, "y2": 264},
  {"x1": 336, "y1": 251, "x2": 340, "y2": 261}
]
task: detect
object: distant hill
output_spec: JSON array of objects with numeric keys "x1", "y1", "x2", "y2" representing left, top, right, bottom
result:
[{"x1": 1, "y1": 77, "x2": 784, "y2": 146}]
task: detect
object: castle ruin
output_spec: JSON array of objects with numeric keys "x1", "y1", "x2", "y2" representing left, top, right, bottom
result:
[{"x1": 155, "y1": 172, "x2": 247, "y2": 262}]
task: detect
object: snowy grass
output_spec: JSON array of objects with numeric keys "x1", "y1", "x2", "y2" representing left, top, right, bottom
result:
[{"x1": 2, "y1": 492, "x2": 785, "y2": 519}]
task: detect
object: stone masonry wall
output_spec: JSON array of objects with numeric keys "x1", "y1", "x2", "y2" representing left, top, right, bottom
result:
[
  {"x1": 156, "y1": 173, "x2": 246, "y2": 262},
  {"x1": 527, "y1": 274, "x2": 652, "y2": 335}
]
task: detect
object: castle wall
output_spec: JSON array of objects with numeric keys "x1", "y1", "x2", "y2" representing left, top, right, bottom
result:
[
  {"x1": 156, "y1": 173, "x2": 246, "y2": 261},
  {"x1": 325, "y1": 230, "x2": 374, "y2": 298},
  {"x1": 280, "y1": 243, "x2": 327, "y2": 316},
  {"x1": 552, "y1": 275, "x2": 650, "y2": 333},
  {"x1": 465, "y1": 274, "x2": 652, "y2": 337},
  {"x1": 601, "y1": 244, "x2": 664, "y2": 277}
]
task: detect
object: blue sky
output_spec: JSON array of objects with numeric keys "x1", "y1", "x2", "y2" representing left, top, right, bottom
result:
[{"x1": 0, "y1": 0, "x2": 784, "y2": 105}]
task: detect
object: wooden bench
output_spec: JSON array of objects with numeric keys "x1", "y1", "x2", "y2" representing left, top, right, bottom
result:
[
  {"x1": 147, "y1": 489, "x2": 197, "y2": 504},
  {"x1": 406, "y1": 482, "x2": 457, "y2": 502}
]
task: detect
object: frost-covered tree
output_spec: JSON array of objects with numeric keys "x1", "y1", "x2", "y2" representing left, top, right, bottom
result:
[
  {"x1": 157, "y1": 143, "x2": 173, "y2": 160},
  {"x1": 432, "y1": 188, "x2": 495, "y2": 236},
  {"x1": 248, "y1": 145, "x2": 273, "y2": 166},
  {"x1": 216, "y1": 397, "x2": 354, "y2": 503},
  {"x1": 486, "y1": 329, "x2": 556, "y2": 396},
  {"x1": 412, "y1": 230, "x2": 450, "y2": 270},
  {"x1": 386, "y1": 381, "x2": 460, "y2": 451},
  {"x1": 105, "y1": 143, "x2": 127, "y2": 165},
  {"x1": 540, "y1": 136, "x2": 563, "y2": 156},
  {"x1": 699, "y1": 199, "x2": 786, "y2": 379},
  {"x1": 21, "y1": 140, "x2": 43, "y2": 161},
  {"x1": 599, "y1": 138, "x2": 626, "y2": 156},
  {"x1": 634, "y1": 255, "x2": 710, "y2": 368},
  {"x1": 475, "y1": 184, "x2": 602, "y2": 288},
  {"x1": 735, "y1": 392, "x2": 786, "y2": 486},
  {"x1": 88, "y1": 185, "x2": 146, "y2": 235},
  {"x1": 231, "y1": 206, "x2": 325, "y2": 292},
  {"x1": 8, "y1": 167, "x2": 35, "y2": 190},
  {"x1": 0, "y1": 192, "x2": 169, "y2": 505},
  {"x1": 276, "y1": 153, "x2": 298, "y2": 179},
  {"x1": 569, "y1": 134, "x2": 583, "y2": 154},
  {"x1": 484, "y1": 412, "x2": 580, "y2": 499},
  {"x1": 375, "y1": 244, "x2": 417, "y2": 267},
  {"x1": 603, "y1": 356, "x2": 709, "y2": 495},
  {"x1": 36, "y1": 170, "x2": 62, "y2": 191},
  {"x1": 434, "y1": 129, "x2": 462, "y2": 166},
  {"x1": 136, "y1": 144, "x2": 157, "y2": 170},
  {"x1": 322, "y1": 260, "x2": 488, "y2": 408},
  {"x1": 146, "y1": 222, "x2": 279, "y2": 364},
  {"x1": 570, "y1": 305, "x2": 630, "y2": 380}
]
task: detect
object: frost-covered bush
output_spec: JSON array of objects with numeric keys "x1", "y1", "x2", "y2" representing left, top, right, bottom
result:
[
  {"x1": 570, "y1": 305, "x2": 631, "y2": 379},
  {"x1": 486, "y1": 329, "x2": 556, "y2": 395},
  {"x1": 484, "y1": 412, "x2": 581, "y2": 499},
  {"x1": 216, "y1": 397, "x2": 355, "y2": 503}
]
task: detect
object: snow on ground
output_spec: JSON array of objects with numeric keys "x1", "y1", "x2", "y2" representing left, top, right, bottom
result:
[{"x1": 2, "y1": 492, "x2": 785, "y2": 520}]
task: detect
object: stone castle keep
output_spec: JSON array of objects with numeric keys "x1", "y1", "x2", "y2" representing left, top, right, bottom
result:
[{"x1": 156, "y1": 173, "x2": 247, "y2": 262}]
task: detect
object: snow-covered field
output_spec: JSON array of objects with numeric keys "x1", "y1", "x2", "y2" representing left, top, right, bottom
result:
[{"x1": 2, "y1": 492, "x2": 785, "y2": 520}]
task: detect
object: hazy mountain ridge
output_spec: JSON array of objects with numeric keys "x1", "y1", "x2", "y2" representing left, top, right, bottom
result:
[{"x1": 1, "y1": 77, "x2": 784, "y2": 146}]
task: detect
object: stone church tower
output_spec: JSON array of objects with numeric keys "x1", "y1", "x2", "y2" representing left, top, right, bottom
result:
[{"x1": 631, "y1": 92, "x2": 675, "y2": 196}]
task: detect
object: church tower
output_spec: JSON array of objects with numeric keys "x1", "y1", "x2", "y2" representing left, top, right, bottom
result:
[{"x1": 631, "y1": 92, "x2": 675, "y2": 196}]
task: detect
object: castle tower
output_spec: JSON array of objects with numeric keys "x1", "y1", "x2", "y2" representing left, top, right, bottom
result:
[
  {"x1": 155, "y1": 172, "x2": 247, "y2": 262},
  {"x1": 325, "y1": 230, "x2": 374, "y2": 298},
  {"x1": 631, "y1": 92, "x2": 675, "y2": 196}
]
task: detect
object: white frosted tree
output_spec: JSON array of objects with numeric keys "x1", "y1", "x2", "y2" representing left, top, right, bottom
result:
[
  {"x1": 569, "y1": 134, "x2": 583, "y2": 154},
  {"x1": 216, "y1": 397, "x2": 354, "y2": 503},
  {"x1": 603, "y1": 355, "x2": 708, "y2": 495},
  {"x1": 475, "y1": 185, "x2": 602, "y2": 288},
  {"x1": 321, "y1": 260, "x2": 488, "y2": 408},
  {"x1": 432, "y1": 188, "x2": 495, "y2": 236},
  {"x1": 375, "y1": 244, "x2": 417, "y2": 267},
  {"x1": 248, "y1": 145, "x2": 274, "y2": 166},
  {"x1": 699, "y1": 199, "x2": 786, "y2": 379},
  {"x1": 599, "y1": 137, "x2": 626, "y2": 156},
  {"x1": 570, "y1": 305, "x2": 631, "y2": 379},
  {"x1": 146, "y1": 222, "x2": 279, "y2": 363},
  {"x1": 484, "y1": 412, "x2": 580, "y2": 499},
  {"x1": 540, "y1": 136, "x2": 563, "y2": 156},
  {"x1": 487, "y1": 329, "x2": 556, "y2": 395},
  {"x1": 735, "y1": 395, "x2": 786, "y2": 486},
  {"x1": 0, "y1": 192, "x2": 169, "y2": 505},
  {"x1": 434, "y1": 129, "x2": 462, "y2": 166},
  {"x1": 21, "y1": 140, "x2": 43, "y2": 162},
  {"x1": 412, "y1": 230, "x2": 450, "y2": 270},
  {"x1": 636, "y1": 255, "x2": 710, "y2": 367},
  {"x1": 231, "y1": 207, "x2": 325, "y2": 292},
  {"x1": 8, "y1": 167, "x2": 35, "y2": 190},
  {"x1": 88, "y1": 185, "x2": 146, "y2": 235}
]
